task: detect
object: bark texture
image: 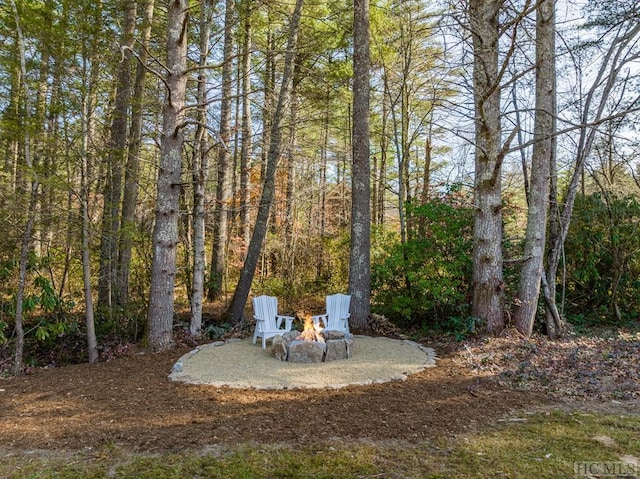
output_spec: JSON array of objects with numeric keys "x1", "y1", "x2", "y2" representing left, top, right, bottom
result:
[
  {"x1": 190, "y1": 0, "x2": 212, "y2": 336},
  {"x1": 10, "y1": 0, "x2": 39, "y2": 373},
  {"x1": 239, "y1": 1, "x2": 253, "y2": 256},
  {"x1": 208, "y1": 0, "x2": 235, "y2": 301},
  {"x1": 146, "y1": 0, "x2": 189, "y2": 351},
  {"x1": 514, "y1": 0, "x2": 555, "y2": 337},
  {"x1": 98, "y1": 0, "x2": 136, "y2": 309},
  {"x1": 469, "y1": 0, "x2": 504, "y2": 333},
  {"x1": 118, "y1": 0, "x2": 155, "y2": 306},
  {"x1": 348, "y1": 0, "x2": 372, "y2": 330}
]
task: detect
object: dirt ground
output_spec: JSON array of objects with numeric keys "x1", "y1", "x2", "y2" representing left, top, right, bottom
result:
[
  {"x1": 2, "y1": 327, "x2": 638, "y2": 454},
  {"x1": 0, "y1": 345, "x2": 535, "y2": 453}
]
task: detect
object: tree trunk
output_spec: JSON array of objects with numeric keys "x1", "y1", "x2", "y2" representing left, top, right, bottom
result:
[
  {"x1": 81, "y1": 91, "x2": 98, "y2": 363},
  {"x1": 34, "y1": 22, "x2": 51, "y2": 259},
  {"x1": 190, "y1": 0, "x2": 212, "y2": 336},
  {"x1": 283, "y1": 63, "x2": 301, "y2": 276},
  {"x1": 117, "y1": 0, "x2": 155, "y2": 306},
  {"x1": 544, "y1": 12, "x2": 640, "y2": 337},
  {"x1": 226, "y1": 0, "x2": 304, "y2": 324},
  {"x1": 514, "y1": 0, "x2": 555, "y2": 338},
  {"x1": 544, "y1": 160, "x2": 563, "y2": 337},
  {"x1": 377, "y1": 89, "x2": 389, "y2": 226},
  {"x1": 417, "y1": 138, "x2": 432, "y2": 237},
  {"x1": 14, "y1": 211, "x2": 35, "y2": 376},
  {"x1": 316, "y1": 96, "x2": 329, "y2": 280},
  {"x1": 511, "y1": 80, "x2": 530, "y2": 205},
  {"x1": 98, "y1": 0, "x2": 136, "y2": 310},
  {"x1": 469, "y1": 0, "x2": 504, "y2": 333},
  {"x1": 372, "y1": 157, "x2": 378, "y2": 228},
  {"x1": 146, "y1": 0, "x2": 189, "y2": 352},
  {"x1": 10, "y1": 0, "x2": 38, "y2": 375},
  {"x1": 208, "y1": 0, "x2": 235, "y2": 301},
  {"x1": 60, "y1": 186, "x2": 74, "y2": 299},
  {"x1": 239, "y1": 0, "x2": 253, "y2": 257},
  {"x1": 260, "y1": 22, "x2": 275, "y2": 184},
  {"x1": 76, "y1": 16, "x2": 102, "y2": 362},
  {"x1": 388, "y1": 73, "x2": 408, "y2": 245},
  {"x1": 348, "y1": 0, "x2": 371, "y2": 330},
  {"x1": 401, "y1": 80, "x2": 412, "y2": 237},
  {"x1": 256, "y1": 23, "x2": 275, "y2": 281},
  {"x1": 4, "y1": 58, "x2": 20, "y2": 190}
]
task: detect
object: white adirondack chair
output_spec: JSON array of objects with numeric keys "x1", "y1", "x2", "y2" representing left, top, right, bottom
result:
[
  {"x1": 252, "y1": 295, "x2": 294, "y2": 349},
  {"x1": 312, "y1": 293, "x2": 351, "y2": 334}
]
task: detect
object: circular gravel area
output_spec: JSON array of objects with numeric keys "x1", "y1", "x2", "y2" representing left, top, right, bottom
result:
[{"x1": 169, "y1": 336, "x2": 437, "y2": 390}]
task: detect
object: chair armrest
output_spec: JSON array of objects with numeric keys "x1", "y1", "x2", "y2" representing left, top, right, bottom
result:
[
  {"x1": 276, "y1": 314, "x2": 294, "y2": 330},
  {"x1": 253, "y1": 315, "x2": 266, "y2": 330},
  {"x1": 311, "y1": 314, "x2": 327, "y2": 328}
]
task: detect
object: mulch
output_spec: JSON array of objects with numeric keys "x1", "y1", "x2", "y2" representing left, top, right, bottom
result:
[{"x1": 1, "y1": 327, "x2": 638, "y2": 454}]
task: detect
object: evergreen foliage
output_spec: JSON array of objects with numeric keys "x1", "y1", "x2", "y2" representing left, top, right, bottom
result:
[
  {"x1": 564, "y1": 193, "x2": 640, "y2": 324},
  {"x1": 1, "y1": 0, "x2": 640, "y2": 367},
  {"x1": 371, "y1": 188, "x2": 473, "y2": 330}
]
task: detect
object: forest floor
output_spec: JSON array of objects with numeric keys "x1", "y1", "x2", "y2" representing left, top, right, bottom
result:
[{"x1": 1, "y1": 323, "x2": 640, "y2": 454}]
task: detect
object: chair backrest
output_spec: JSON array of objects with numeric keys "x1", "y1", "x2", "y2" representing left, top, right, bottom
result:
[
  {"x1": 325, "y1": 293, "x2": 351, "y2": 330},
  {"x1": 252, "y1": 295, "x2": 278, "y2": 330}
]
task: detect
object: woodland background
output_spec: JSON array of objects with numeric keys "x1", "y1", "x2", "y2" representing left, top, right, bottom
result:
[{"x1": 1, "y1": 0, "x2": 640, "y2": 372}]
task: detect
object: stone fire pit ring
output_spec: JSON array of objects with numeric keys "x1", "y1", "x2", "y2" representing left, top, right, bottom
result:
[
  {"x1": 169, "y1": 336, "x2": 437, "y2": 390},
  {"x1": 272, "y1": 329, "x2": 354, "y2": 363}
]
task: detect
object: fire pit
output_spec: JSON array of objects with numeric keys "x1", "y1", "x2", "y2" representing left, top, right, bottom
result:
[{"x1": 271, "y1": 316, "x2": 353, "y2": 363}]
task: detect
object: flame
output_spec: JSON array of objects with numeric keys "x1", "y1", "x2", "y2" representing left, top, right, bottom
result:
[{"x1": 296, "y1": 315, "x2": 325, "y2": 343}]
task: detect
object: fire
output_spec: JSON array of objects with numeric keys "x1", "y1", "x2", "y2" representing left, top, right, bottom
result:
[{"x1": 296, "y1": 315, "x2": 325, "y2": 343}]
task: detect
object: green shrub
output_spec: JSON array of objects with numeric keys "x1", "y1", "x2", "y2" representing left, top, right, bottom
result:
[
  {"x1": 95, "y1": 302, "x2": 147, "y2": 344},
  {"x1": 371, "y1": 190, "x2": 473, "y2": 330},
  {"x1": 564, "y1": 193, "x2": 640, "y2": 324}
]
